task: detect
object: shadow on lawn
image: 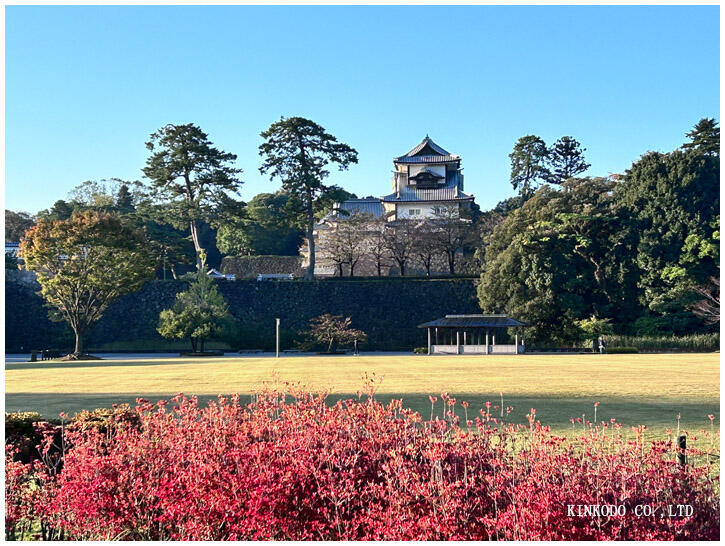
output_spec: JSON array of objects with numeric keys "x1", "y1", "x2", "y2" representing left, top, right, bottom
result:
[
  {"x1": 5, "y1": 392, "x2": 718, "y2": 438},
  {"x1": 4, "y1": 358, "x2": 236, "y2": 372}
]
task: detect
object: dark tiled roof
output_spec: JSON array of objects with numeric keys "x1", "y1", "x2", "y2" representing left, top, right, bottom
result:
[
  {"x1": 325, "y1": 198, "x2": 384, "y2": 220},
  {"x1": 381, "y1": 179, "x2": 473, "y2": 203},
  {"x1": 395, "y1": 154, "x2": 460, "y2": 164},
  {"x1": 395, "y1": 136, "x2": 459, "y2": 164},
  {"x1": 418, "y1": 315, "x2": 529, "y2": 328}
]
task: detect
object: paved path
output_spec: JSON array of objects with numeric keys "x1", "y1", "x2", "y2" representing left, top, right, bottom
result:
[{"x1": 5, "y1": 351, "x2": 412, "y2": 363}]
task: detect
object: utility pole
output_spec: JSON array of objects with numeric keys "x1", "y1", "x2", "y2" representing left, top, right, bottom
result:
[{"x1": 275, "y1": 318, "x2": 280, "y2": 358}]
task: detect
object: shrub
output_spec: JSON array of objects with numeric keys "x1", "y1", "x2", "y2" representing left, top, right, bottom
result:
[
  {"x1": 5, "y1": 445, "x2": 38, "y2": 540},
  {"x1": 6, "y1": 388, "x2": 719, "y2": 540},
  {"x1": 158, "y1": 255, "x2": 231, "y2": 353},
  {"x1": 5, "y1": 412, "x2": 59, "y2": 464},
  {"x1": 605, "y1": 334, "x2": 719, "y2": 352},
  {"x1": 606, "y1": 347, "x2": 639, "y2": 354},
  {"x1": 413, "y1": 346, "x2": 428, "y2": 354},
  {"x1": 5, "y1": 411, "x2": 44, "y2": 440},
  {"x1": 296, "y1": 314, "x2": 367, "y2": 353}
]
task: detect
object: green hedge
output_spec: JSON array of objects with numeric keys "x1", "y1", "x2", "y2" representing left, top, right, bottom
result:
[
  {"x1": 6, "y1": 278, "x2": 480, "y2": 352},
  {"x1": 605, "y1": 347, "x2": 639, "y2": 354},
  {"x1": 603, "y1": 334, "x2": 719, "y2": 352}
]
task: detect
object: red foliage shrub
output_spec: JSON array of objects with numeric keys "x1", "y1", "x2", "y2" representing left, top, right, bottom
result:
[
  {"x1": 5, "y1": 445, "x2": 35, "y2": 540},
  {"x1": 6, "y1": 387, "x2": 720, "y2": 540}
]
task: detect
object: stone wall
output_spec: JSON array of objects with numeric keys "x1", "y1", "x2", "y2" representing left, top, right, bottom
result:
[
  {"x1": 220, "y1": 255, "x2": 304, "y2": 278},
  {"x1": 6, "y1": 277, "x2": 481, "y2": 352}
]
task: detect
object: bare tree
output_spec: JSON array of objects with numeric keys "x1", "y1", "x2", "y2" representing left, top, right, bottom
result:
[
  {"x1": 690, "y1": 276, "x2": 720, "y2": 324},
  {"x1": 367, "y1": 215, "x2": 390, "y2": 277},
  {"x1": 413, "y1": 221, "x2": 442, "y2": 277},
  {"x1": 433, "y1": 205, "x2": 476, "y2": 275},
  {"x1": 328, "y1": 212, "x2": 371, "y2": 277},
  {"x1": 326, "y1": 230, "x2": 349, "y2": 277},
  {"x1": 383, "y1": 220, "x2": 416, "y2": 276}
]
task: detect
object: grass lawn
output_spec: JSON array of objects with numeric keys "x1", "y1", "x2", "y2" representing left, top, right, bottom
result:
[{"x1": 5, "y1": 353, "x2": 719, "y2": 439}]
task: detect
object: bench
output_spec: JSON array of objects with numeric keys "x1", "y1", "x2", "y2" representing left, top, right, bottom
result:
[{"x1": 41, "y1": 349, "x2": 63, "y2": 360}]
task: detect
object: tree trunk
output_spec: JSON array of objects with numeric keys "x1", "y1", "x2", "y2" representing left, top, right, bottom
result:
[
  {"x1": 190, "y1": 220, "x2": 203, "y2": 269},
  {"x1": 349, "y1": 262, "x2": 355, "y2": 277},
  {"x1": 200, "y1": 338, "x2": 205, "y2": 354},
  {"x1": 448, "y1": 252, "x2": 456, "y2": 275},
  {"x1": 399, "y1": 260, "x2": 406, "y2": 276},
  {"x1": 190, "y1": 337, "x2": 197, "y2": 353},
  {"x1": 377, "y1": 261, "x2": 382, "y2": 276},
  {"x1": 338, "y1": 263, "x2": 343, "y2": 277},
  {"x1": 73, "y1": 329, "x2": 84, "y2": 355},
  {"x1": 305, "y1": 190, "x2": 315, "y2": 280}
]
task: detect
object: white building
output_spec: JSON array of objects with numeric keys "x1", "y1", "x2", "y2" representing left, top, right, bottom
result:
[
  {"x1": 382, "y1": 135, "x2": 474, "y2": 219},
  {"x1": 303, "y1": 136, "x2": 477, "y2": 277}
]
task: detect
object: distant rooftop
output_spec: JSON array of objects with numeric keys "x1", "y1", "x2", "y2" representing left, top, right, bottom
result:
[
  {"x1": 418, "y1": 314, "x2": 529, "y2": 328},
  {"x1": 394, "y1": 136, "x2": 460, "y2": 164},
  {"x1": 324, "y1": 198, "x2": 385, "y2": 220}
]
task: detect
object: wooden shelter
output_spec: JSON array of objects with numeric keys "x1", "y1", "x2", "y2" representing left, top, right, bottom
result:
[{"x1": 418, "y1": 314, "x2": 528, "y2": 355}]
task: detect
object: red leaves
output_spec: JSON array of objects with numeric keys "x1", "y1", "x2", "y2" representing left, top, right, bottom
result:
[{"x1": 4, "y1": 390, "x2": 720, "y2": 540}]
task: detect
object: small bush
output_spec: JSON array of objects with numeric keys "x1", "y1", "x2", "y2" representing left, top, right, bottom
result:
[
  {"x1": 67, "y1": 405, "x2": 141, "y2": 434},
  {"x1": 5, "y1": 412, "x2": 48, "y2": 464},
  {"x1": 5, "y1": 411, "x2": 44, "y2": 439},
  {"x1": 606, "y1": 347, "x2": 639, "y2": 354},
  {"x1": 413, "y1": 346, "x2": 428, "y2": 354}
]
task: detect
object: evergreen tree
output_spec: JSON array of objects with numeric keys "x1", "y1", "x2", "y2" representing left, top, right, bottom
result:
[
  {"x1": 616, "y1": 148, "x2": 719, "y2": 332},
  {"x1": 682, "y1": 117, "x2": 719, "y2": 157},
  {"x1": 509, "y1": 135, "x2": 550, "y2": 196},
  {"x1": 157, "y1": 253, "x2": 230, "y2": 353},
  {"x1": 259, "y1": 117, "x2": 358, "y2": 280},
  {"x1": 141, "y1": 123, "x2": 243, "y2": 267},
  {"x1": 116, "y1": 183, "x2": 135, "y2": 212},
  {"x1": 37, "y1": 200, "x2": 75, "y2": 222},
  {"x1": 478, "y1": 179, "x2": 638, "y2": 342},
  {"x1": 216, "y1": 192, "x2": 303, "y2": 256},
  {"x1": 546, "y1": 136, "x2": 590, "y2": 184}
]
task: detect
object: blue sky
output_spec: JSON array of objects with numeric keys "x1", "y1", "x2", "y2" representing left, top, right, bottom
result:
[{"x1": 5, "y1": 5, "x2": 720, "y2": 214}]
